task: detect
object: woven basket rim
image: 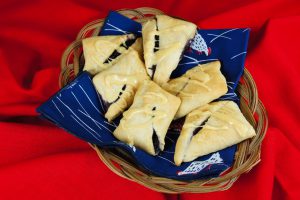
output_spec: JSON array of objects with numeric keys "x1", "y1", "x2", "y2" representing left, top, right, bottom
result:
[{"x1": 59, "y1": 7, "x2": 268, "y2": 193}]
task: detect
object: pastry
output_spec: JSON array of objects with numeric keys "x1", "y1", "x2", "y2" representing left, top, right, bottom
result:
[
  {"x1": 174, "y1": 101, "x2": 256, "y2": 166},
  {"x1": 163, "y1": 60, "x2": 228, "y2": 119},
  {"x1": 93, "y1": 49, "x2": 149, "y2": 122},
  {"x1": 130, "y1": 37, "x2": 143, "y2": 59},
  {"x1": 83, "y1": 34, "x2": 139, "y2": 75},
  {"x1": 113, "y1": 80, "x2": 181, "y2": 155},
  {"x1": 142, "y1": 15, "x2": 197, "y2": 85}
]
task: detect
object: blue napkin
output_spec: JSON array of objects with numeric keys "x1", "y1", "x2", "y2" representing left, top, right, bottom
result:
[
  {"x1": 99, "y1": 11, "x2": 142, "y2": 37},
  {"x1": 37, "y1": 11, "x2": 250, "y2": 180}
]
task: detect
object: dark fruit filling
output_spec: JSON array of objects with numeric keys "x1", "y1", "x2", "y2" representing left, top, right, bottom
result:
[
  {"x1": 192, "y1": 117, "x2": 210, "y2": 136},
  {"x1": 154, "y1": 35, "x2": 159, "y2": 52},
  {"x1": 103, "y1": 50, "x2": 121, "y2": 64},
  {"x1": 148, "y1": 65, "x2": 157, "y2": 80},
  {"x1": 122, "y1": 38, "x2": 136, "y2": 49},
  {"x1": 152, "y1": 129, "x2": 160, "y2": 154},
  {"x1": 103, "y1": 36, "x2": 137, "y2": 64}
]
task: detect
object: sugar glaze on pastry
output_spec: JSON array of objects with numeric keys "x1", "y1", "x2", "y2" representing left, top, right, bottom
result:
[
  {"x1": 142, "y1": 15, "x2": 197, "y2": 85},
  {"x1": 163, "y1": 60, "x2": 228, "y2": 119},
  {"x1": 174, "y1": 101, "x2": 256, "y2": 166},
  {"x1": 83, "y1": 34, "x2": 139, "y2": 75},
  {"x1": 93, "y1": 48, "x2": 149, "y2": 122},
  {"x1": 113, "y1": 80, "x2": 181, "y2": 155}
]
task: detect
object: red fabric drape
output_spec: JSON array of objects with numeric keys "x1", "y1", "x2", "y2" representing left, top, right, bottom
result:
[{"x1": 1, "y1": 0, "x2": 300, "y2": 199}]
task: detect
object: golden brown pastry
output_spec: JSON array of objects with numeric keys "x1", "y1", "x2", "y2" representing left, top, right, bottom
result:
[
  {"x1": 93, "y1": 49, "x2": 149, "y2": 122},
  {"x1": 113, "y1": 80, "x2": 181, "y2": 155},
  {"x1": 163, "y1": 60, "x2": 228, "y2": 119},
  {"x1": 83, "y1": 34, "x2": 140, "y2": 75},
  {"x1": 142, "y1": 15, "x2": 197, "y2": 85},
  {"x1": 174, "y1": 101, "x2": 256, "y2": 166},
  {"x1": 130, "y1": 37, "x2": 143, "y2": 59}
]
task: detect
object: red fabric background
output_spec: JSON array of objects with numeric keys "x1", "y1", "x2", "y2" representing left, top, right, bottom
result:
[{"x1": 1, "y1": 0, "x2": 300, "y2": 199}]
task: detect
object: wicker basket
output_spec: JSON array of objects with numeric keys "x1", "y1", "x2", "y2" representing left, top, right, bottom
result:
[{"x1": 60, "y1": 7, "x2": 268, "y2": 193}]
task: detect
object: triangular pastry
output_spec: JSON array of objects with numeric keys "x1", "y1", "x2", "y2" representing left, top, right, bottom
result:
[
  {"x1": 163, "y1": 60, "x2": 228, "y2": 119},
  {"x1": 83, "y1": 34, "x2": 139, "y2": 75},
  {"x1": 142, "y1": 15, "x2": 197, "y2": 85},
  {"x1": 174, "y1": 101, "x2": 256, "y2": 166},
  {"x1": 113, "y1": 80, "x2": 181, "y2": 155},
  {"x1": 130, "y1": 37, "x2": 143, "y2": 59},
  {"x1": 93, "y1": 49, "x2": 149, "y2": 122}
]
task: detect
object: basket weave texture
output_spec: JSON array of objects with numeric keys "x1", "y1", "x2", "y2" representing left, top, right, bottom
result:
[{"x1": 60, "y1": 7, "x2": 268, "y2": 193}]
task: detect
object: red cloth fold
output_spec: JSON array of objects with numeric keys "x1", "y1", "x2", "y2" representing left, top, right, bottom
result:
[{"x1": 1, "y1": 0, "x2": 300, "y2": 199}]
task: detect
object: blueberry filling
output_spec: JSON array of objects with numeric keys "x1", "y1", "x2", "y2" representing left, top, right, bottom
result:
[
  {"x1": 154, "y1": 17, "x2": 159, "y2": 31},
  {"x1": 98, "y1": 84, "x2": 127, "y2": 111},
  {"x1": 153, "y1": 17, "x2": 160, "y2": 52},
  {"x1": 192, "y1": 117, "x2": 210, "y2": 136},
  {"x1": 103, "y1": 50, "x2": 121, "y2": 64},
  {"x1": 111, "y1": 84, "x2": 127, "y2": 104},
  {"x1": 103, "y1": 37, "x2": 137, "y2": 64},
  {"x1": 148, "y1": 65, "x2": 157, "y2": 80},
  {"x1": 152, "y1": 128, "x2": 160, "y2": 154},
  {"x1": 151, "y1": 19, "x2": 160, "y2": 78},
  {"x1": 151, "y1": 106, "x2": 156, "y2": 118},
  {"x1": 154, "y1": 35, "x2": 159, "y2": 52},
  {"x1": 111, "y1": 96, "x2": 120, "y2": 104},
  {"x1": 122, "y1": 38, "x2": 136, "y2": 49},
  {"x1": 175, "y1": 78, "x2": 190, "y2": 96}
]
